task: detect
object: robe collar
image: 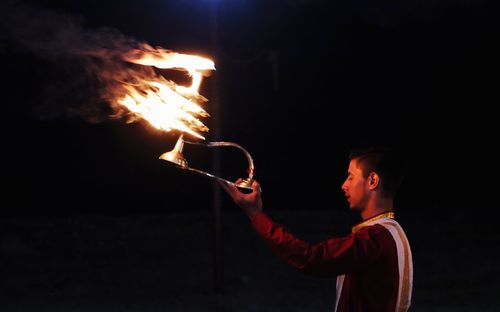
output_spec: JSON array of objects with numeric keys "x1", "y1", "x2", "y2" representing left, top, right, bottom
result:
[{"x1": 351, "y1": 211, "x2": 395, "y2": 233}]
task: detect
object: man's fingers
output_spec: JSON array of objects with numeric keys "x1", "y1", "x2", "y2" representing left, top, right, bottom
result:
[
  {"x1": 219, "y1": 178, "x2": 261, "y2": 205},
  {"x1": 252, "y1": 181, "x2": 261, "y2": 195}
]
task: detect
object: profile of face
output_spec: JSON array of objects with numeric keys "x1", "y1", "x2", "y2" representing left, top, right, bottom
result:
[{"x1": 341, "y1": 158, "x2": 371, "y2": 211}]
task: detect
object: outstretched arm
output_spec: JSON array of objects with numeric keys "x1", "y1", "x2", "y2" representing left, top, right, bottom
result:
[
  {"x1": 250, "y1": 212, "x2": 388, "y2": 277},
  {"x1": 219, "y1": 179, "x2": 387, "y2": 278}
]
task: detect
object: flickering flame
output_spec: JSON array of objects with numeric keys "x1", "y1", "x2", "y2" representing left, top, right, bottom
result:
[{"x1": 118, "y1": 46, "x2": 215, "y2": 139}]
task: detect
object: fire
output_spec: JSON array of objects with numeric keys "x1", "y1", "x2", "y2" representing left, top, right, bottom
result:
[{"x1": 118, "y1": 45, "x2": 215, "y2": 139}]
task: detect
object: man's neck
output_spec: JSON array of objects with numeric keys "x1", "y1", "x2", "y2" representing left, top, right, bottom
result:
[{"x1": 361, "y1": 196, "x2": 394, "y2": 220}]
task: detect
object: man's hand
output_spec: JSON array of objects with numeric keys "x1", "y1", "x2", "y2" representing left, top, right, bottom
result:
[{"x1": 219, "y1": 178, "x2": 262, "y2": 219}]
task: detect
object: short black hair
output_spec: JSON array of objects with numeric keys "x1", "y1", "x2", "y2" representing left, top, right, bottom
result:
[{"x1": 349, "y1": 147, "x2": 406, "y2": 198}]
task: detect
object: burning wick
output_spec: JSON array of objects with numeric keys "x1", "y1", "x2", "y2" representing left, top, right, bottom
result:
[{"x1": 118, "y1": 46, "x2": 215, "y2": 139}]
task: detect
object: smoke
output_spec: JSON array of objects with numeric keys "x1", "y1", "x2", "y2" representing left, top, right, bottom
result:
[{"x1": 0, "y1": 0, "x2": 168, "y2": 123}]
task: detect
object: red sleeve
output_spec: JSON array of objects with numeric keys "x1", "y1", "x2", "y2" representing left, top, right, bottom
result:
[{"x1": 251, "y1": 211, "x2": 390, "y2": 278}]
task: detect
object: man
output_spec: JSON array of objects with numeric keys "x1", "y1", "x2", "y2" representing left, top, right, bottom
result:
[{"x1": 219, "y1": 147, "x2": 413, "y2": 312}]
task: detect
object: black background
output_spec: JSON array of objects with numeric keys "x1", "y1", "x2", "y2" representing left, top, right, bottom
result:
[{"x1": 2, "y1": 0, "x2": 497, "y2": 216}]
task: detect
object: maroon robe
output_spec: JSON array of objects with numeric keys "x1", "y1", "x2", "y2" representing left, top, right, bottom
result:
[{"x1": 251, "y1": 211, "x2": 413, "y2": 312}]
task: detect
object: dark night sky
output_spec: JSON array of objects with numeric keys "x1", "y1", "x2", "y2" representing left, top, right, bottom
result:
[{"x1": 1, "y1": 0, "x2": 499, "y2": 216}]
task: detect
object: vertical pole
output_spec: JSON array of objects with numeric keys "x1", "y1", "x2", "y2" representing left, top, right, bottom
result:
[{"x1": 210, "y1": 1, "x2": 223, "y2": 295}]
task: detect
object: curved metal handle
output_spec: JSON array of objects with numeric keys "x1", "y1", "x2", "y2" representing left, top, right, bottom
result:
[
  {"x1": 160, "y1": 135, "x2": 258, "y2": 191},
  {"x1": 183, "y1": 139, "x2": 256, "y2": 190}
]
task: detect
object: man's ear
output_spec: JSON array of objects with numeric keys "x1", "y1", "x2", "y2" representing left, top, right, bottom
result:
[{"x1": 368, "y1": 172, "x2": 380, "y2": 190}]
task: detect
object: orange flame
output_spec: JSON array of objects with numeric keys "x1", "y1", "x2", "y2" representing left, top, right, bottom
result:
[{"x1": 118, "y1": 45, "x2": 215, "y2": 139}]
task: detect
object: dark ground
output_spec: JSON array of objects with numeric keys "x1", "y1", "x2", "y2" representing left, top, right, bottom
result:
[{"x1": 2, "y1": 206, "x2": 499, "y2": 311}]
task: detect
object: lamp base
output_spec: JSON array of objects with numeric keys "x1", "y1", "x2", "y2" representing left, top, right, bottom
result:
[
  {"x1": 159, "y1": 150, "x2": 187, "y2": 168},
  {"x1": 159, "y1": 134, "x2": 188, "y2": 168}
]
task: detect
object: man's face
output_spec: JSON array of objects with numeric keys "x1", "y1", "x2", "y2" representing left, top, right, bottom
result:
[{"x1": 341, "y1": 159, "x2": 370, "y2": 211}]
